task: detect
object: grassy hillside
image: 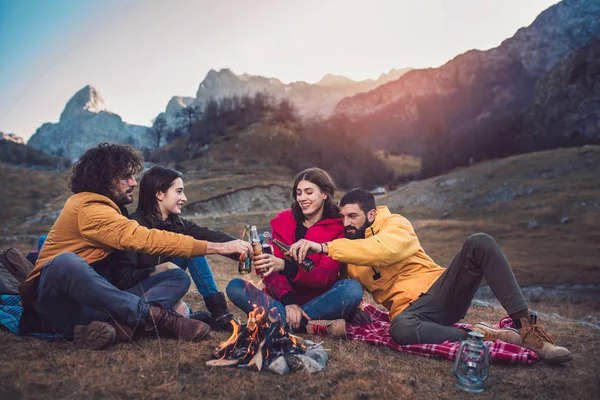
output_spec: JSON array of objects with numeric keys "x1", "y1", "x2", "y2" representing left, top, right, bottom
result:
[{"x1": 1, "y1": 146, "x2": 600, "y2": 399}]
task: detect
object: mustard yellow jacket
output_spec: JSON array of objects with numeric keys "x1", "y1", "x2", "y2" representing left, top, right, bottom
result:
[
  {"x1": 327, "y1": 206, "x2": 445, "y2": 319},
  {"x1": 28, "y1": 192, "x2": 207, "y2": 282}
]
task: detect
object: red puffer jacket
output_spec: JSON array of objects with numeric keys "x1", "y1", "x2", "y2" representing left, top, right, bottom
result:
[{"x1": 262, "y1": 209, "x2": 344, "y2": 305}]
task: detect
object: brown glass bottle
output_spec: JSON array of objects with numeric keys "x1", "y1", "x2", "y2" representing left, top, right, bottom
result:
[{"x1": 272, "y1": 239, "x2": 314, "y2": 272}]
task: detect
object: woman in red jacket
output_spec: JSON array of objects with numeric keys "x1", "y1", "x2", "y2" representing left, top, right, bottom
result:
[{"x1": 227, "y1": 168, "x2": 363, "y2": 337}]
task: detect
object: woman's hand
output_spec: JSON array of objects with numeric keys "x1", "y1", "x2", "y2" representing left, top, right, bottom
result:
[
  {"x1": 253, "y1": 254, "x2": 285, "y2": 278},
  {"x1": 149, "y1": 261, "x2": 180, "y2": 277},
  {"x1": 285, "y1": 304, "x2": 310, "y2": 331}
]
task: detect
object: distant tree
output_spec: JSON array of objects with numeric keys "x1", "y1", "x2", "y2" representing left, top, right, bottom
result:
[
  {"x1": 177, "y1": 105, "x2": 201, "y2": 136},
  {"x1": 274, "y1": 98, "x2": 297, "y2": 123},
  {"x1": 151, "y1": 114, "x2": 169, "y2": 148}
]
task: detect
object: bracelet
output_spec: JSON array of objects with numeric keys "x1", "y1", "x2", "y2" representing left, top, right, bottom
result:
[{"x1": 319, "y1": 243, "x2": 324, "y2": 253}]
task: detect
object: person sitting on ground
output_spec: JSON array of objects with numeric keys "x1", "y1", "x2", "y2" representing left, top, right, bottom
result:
[
  {"x1": 227, "y1": 168, "x2": 363, "y2": 338},
  {"x1": 18, "y1": 143, "x2": 252, "y2": 350},
  {"x1": 130, "y1": 165, "x2": 239, "y2": 332},
  {"x1": 288, "y1": 188, "x2": 572, "y2": 364}
]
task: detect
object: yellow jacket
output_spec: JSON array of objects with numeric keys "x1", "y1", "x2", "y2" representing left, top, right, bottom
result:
[
  {"x1": 28, "y1": 192, "x2": 207, "y2": 282},
  {"x1": 327, "y1": 206, "x2": 444, "y2": 319}
]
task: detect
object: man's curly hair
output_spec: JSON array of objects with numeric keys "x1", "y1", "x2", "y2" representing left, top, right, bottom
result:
[{"x1": 68, "y1": 143, "x2": 144, "y2": 196}]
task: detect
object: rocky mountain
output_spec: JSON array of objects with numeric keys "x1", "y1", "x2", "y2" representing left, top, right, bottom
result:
[
  {"x1": 28, "y1": 85, "x2": 154, "y2": 159},
  {"x1": 520, "y1": 39, "x2": 600, "y2": 149},
  {"x1": 334, "y1": 0, "x2": 600, "y2": 153},
  {"x1": 159, "y1": 67, "x2": 412, "y2": 131},
  {"x1": 0, "y1": 132, "x2": 25, "y2": 144},
  {"x1": 0, "y1": 135, "x2": 70, "y2": 170}
]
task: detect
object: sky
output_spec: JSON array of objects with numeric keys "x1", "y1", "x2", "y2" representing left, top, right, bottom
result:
[{"x1": 0, "y1": 0, "x2": 560, "y2": 141}]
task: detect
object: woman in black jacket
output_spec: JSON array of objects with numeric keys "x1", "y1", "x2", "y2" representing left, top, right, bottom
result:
[{"x1": 130, "y1": 166, "x2": 239, "y2": 331}]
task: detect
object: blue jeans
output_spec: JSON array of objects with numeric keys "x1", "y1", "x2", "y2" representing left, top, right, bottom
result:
[
  {"x1": 34, "y1": 252, "x2": 191, "y2": 336},
  {"x1": 226, "y1": 278, "x2": 363, "y2": 329},
  {"x1": 172, "y1": 256, "x2": 219, "y2": 298}
]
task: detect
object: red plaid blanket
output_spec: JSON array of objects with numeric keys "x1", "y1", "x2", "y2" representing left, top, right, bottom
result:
[{"x1": 346, "y1": 303, "x2": 538, "y2": 365}]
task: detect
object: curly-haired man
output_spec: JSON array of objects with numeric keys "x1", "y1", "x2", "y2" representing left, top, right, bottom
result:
[{"x1": 19, "y1": 143, "x2": 252, "y2": 349}]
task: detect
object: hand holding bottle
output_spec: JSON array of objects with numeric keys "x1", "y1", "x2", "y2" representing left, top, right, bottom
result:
[{"x1": 254, "y1": 254, "x2": 285, "y2": 277}]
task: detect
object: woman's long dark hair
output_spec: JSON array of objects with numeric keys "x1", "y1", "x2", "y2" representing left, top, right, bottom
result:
[
  {"x1": 291, "y1": 167, "x2": 339, "y2": 223},
  {"x1": 137, "y1": 165, "x2": 183, "y2": 219}
]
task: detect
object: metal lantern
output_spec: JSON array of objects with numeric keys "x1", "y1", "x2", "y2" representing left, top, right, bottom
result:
[{"x1": 452, "y1": 331, "x2": 490, "y2": 393}]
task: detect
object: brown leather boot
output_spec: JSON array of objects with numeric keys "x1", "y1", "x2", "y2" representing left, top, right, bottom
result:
[
  {"x1": 516, "y1": 317, "x2": 572, "y2": 365},
  {"x1": 73, "y1": 321, "x2": 116, "y2": 350},
  {"x1": 144, "y1": 304, "x2": 210, "y2": 341},
  {"x1": 306, "y1": 319, "x2": 347, "y2": 339},
  {"x1": 109, "y1": 320, "x2": 135, "y2": 342}
]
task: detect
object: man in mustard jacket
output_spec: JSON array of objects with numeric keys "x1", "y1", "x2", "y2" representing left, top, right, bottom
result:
[
  {"x1": 19, "y1": 143, "x2": 252, "y2": 349},
  {"x1": 290, "y1": 189, "x2": 571, "y2": 365}
]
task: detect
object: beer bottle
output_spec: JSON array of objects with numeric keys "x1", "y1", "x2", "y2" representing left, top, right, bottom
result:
[
  {"x1": 262, "y1": 231, "x2": 273, "y2": 255},
  {"x1": 238, "y1": 224, "x2": 252, "y2": 274},
  {"x1": 272, "y1": 239, "x2": 314, "y2": 272},
  {"x1": 250, "y1": 226, "x2": 262, "y2": 256}
]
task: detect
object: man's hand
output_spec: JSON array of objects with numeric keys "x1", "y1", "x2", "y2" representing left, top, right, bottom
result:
[
  {"x1": 253, "y1": 254, "x2": 285, "y2": 278},
  {"x1": 207, "y1": 240, "x2": 253, "y2": 257},
  {"x1": 285, "y1": 304, "x2": 310, "y2": 331},
  {"x1": 288, "y1": 239, "x2": 322, "y2": 264},
  {"x1": 149, "y1": 261, "x2": 180, "y2": 277}
]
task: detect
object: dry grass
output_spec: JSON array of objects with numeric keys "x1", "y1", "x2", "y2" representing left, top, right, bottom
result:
[
  {"x1": 1, "y1": 254, "x2": 599, "y2": 400},
  {"x1": 1, "y1": 147, "x2": 600, "y2": 398}
]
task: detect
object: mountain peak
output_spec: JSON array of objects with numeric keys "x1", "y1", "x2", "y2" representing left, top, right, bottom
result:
[
  {"x1": 0, "y1": 131, "x2": 25, "y2": 144},
  {"x1": 317, "y1": 73, "x2": 355, "y2": 86},
  {"x1": 60, "y1": 85, "x2": 106, "y2": 121}
]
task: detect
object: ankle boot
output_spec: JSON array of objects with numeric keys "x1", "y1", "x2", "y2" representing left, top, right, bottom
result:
[
  {"x1": 515, "y1": 316, "x2": 572, "y2": 365},
  {"x1": 109, "y1": 320, "x2": 134, "y2": 342},
  {"x1": 144, "y1": 303, "x2": 210, "y2": 341},
  {"x1": 73, "y1": 321, "x2": 116, "y2": 350},
  {"x1": 306, "y1": 319, "x2": 347, "y2": 339},
  {"x1": 204, "y1": 292, "x2": 238, "y2": 332}
]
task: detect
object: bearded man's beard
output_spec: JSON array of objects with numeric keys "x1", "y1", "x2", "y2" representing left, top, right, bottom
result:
[{"x1": 344, "y1": 219, "x2": 372, "y2": 239}]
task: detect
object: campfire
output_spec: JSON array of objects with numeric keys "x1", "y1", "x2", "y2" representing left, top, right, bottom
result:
[{"x1": 206, "y1": 306, "x2": 328, "y2": 375}]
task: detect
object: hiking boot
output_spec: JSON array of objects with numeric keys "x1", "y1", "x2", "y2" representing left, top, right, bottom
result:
[
  {"x1": 109, "y1": 320, "x2": 134, "y2": 342},
  {"x1": 516, "y1": 317, "x2": 573, "y2": 365},
  {"x1": 73, "y1": 321, "x2": 116, "y2": 350},
  {"x1": 306, "y1": 319, "x2": 347, "y2": 339},
  {"x1": 145, "y1": 303, "x2": 210, "y2": 341},
  {"x1": 471, "y1": 322, "x2": 520, "y2": 345},
  {"x1": 204, "y1": 292, "x2": 238, "y2": 332}
]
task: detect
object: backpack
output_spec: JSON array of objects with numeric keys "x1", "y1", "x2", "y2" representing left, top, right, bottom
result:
[{"x1": 0, "y1": 248, "x2": 34, "y2": 295}]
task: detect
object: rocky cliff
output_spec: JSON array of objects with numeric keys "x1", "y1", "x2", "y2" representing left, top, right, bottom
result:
[
  {"x1": 334, "y1": 0, "x2": 600, "y2": 153},
  {"x1": 28, "y1": 86, "x2": 154, "y2": 159},
  {"x1": 159, "y1": 67, "x2": 412, "y2": 131},
  {"x1": 0, "y1": 132, "x2": 25, "y2": 145},
  {"x1": 521, "y1": 39, "x2": 600, "y2": 148}
]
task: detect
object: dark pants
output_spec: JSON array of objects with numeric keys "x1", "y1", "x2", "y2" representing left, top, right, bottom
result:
[
  {"x1": 34, "y1": 252, "x2": 191, "y2": 336},
  {"x1": 390, "y1": 233, "x2": 528, "y2": 345}
]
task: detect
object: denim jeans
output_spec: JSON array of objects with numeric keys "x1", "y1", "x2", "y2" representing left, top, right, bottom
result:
[
  {"x1": 172, "y1": 256, "x2": 219, "y2": 297},
  {"x1": 33, "y1": 252, "x2": 191, "y2": 336},
  {"x1": 226, "y1": 278, "x2": 363, "y2": 329}
]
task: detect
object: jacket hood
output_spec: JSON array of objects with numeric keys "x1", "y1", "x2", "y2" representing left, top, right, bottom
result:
[{"x1": 367, "y1": 206, "x2": 392, "y2": 237}]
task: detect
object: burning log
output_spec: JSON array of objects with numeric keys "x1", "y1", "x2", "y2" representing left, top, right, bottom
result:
[{"x1": 206, "y1": 306, "x2": 326, "y2": 374}]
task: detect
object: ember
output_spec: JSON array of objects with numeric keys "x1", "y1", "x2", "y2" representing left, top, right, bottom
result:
[{"x1": 206, "y1": 306, "x2": 328, "y2": 374}]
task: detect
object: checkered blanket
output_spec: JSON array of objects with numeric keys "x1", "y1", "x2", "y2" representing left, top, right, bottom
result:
[
  {"x1": 0, "y1": 295, "x2": 55, "y2": 338},
  {"x1": 347, "y1": 303, "x2": 538, "y2": 365}
]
